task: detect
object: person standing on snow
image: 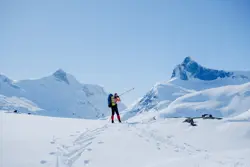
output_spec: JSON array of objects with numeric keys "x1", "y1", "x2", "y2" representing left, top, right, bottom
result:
[{"x1": 108, "y1": 93, "x2": 121, "y2": 123}]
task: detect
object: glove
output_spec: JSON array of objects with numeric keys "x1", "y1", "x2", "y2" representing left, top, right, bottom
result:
[{"x1": 115, "y1": 97, "x2": 121, "y2": 102}]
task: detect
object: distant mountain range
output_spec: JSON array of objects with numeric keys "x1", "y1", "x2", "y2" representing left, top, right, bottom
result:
[
  {"x1": 1, "y1": 57, "x2": 249, "y2": 120},
  {"x1": 122, "y1": 57, "x2": 250, "y2": 120},
  {"x1": 0, "y1": 69, "x2": 126, "y2": 119}
]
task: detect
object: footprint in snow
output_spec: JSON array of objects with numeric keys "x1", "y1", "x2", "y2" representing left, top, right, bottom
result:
[
  {"x1": 50, "y1": 141, "x2": 55, "y2": 144},
  {"x1": 40, "y1": 160, "x2": 47, "y2": 164},
  {"x1": 87, "y1": 148, "x2": 92, "y2": 152},
  {"x1": 98, "y1": 141, "x2": 104, "y2": 144},
  {"x1": 174, "y1": 148, "x2": 180, "y2": 152},
  {"x1": 49, "y1": 152, "x2": 56, "y2": 155},
  {"x1": 166, "y1": 135, "x2": 174, "y2": 139},
  {"x1": 137, "y1": 134, "x2": 143, "y2": 138},
  {"x1": 84, "y1": 160, "x2": 90, "y2": 165}
]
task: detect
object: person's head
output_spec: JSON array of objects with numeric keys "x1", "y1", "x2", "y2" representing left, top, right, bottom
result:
[{"x1": 114, "y1": 93, "x2": 118, "y2": 97}]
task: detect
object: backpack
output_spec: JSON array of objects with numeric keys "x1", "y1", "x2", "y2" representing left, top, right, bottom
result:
[{"x1": 108, "y1": 94, "x2": 113, "y2": 107}]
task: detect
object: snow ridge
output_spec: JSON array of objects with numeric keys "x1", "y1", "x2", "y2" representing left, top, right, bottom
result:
[
  {"x1": 172, "y1": 56, "x2": 249, "y2": 81},
  {"x1": 123, "y1": 57, "x2": 250, "y2": 120},
  {"x1": 0, "y1": 69, "x2": 126, "y2": 119}
]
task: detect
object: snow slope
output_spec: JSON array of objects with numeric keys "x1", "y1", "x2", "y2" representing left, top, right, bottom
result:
[
  {"x1": 159, "y1": 82, "x2": 250, "y2": 118},
  {"x1": 122, "y1": 82, "x2": 193, "y2": 120},
  {"x1": 225, "y1": 109, "x2": 250, "y2": 122},
  {"x1": 1, "y1": 111, "x2": 250, "y2": 167},
  {"x1": 0, "y1": 70, "x2": 126, "y2": 119},
  {"x1": 123, "y1": 57, "x2": 250, "y2": 120},
  {"x1": 0, "y1": 94, "x2": 44, "y2": 114},
  {"x1": 0, "y1": 74, "x2": 23, "y2": 96}
]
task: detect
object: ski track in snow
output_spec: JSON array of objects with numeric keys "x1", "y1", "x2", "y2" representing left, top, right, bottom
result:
[
  {"x1": 129, "y1": 123, "x2": 208, "y2": 155},
  {"x1": 127, "y1": 122, "x2": 247, "y2": 167},
  {"x1": 49, "y1": 125, "x2": 108, "y2": 167},
  {"x1": 50, "y1": 122, "x2": 204, "y2": 167},
  {"x1": 40, "y1": 121, "x2": 249, "y2": 167}
]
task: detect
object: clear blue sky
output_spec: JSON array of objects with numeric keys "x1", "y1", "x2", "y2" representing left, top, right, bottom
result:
[{"x1": 1, "y1": 0, "x2": 250, "y2": 105}]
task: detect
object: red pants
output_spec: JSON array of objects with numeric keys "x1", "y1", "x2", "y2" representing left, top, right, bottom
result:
[{"x1": 111, "y1": 105, "x2": 121, "y2": 122}]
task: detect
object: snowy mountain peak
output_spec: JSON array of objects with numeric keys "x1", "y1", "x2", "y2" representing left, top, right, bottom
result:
[
  {"x1": 182, "y1": 56, "x2": 193, "y2": 65},
  {"x1": 0, "y1": 74, "x2": 12, "y2": 83},
  {"x1": 54, "y1": 68, "x2": 66, "y2": 74},
  {"x1": 1, "y1": 70, "x2": 127, "y2": 119},
  {"x1": 171, "y1": 57, "x2": 249, "y2": 81},
  {"x1": 53, "y1": 69, "x2": 70, "y2": 84},
  {"x1": 0, "y1": 74, "x2": 20, "y2": 89},
  {"x1": 123, "y1": 57, "x2": 250, "y2": 120}
]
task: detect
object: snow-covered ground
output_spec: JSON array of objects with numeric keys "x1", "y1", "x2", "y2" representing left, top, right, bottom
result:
[{"x1": 1, "y1": 111, "x2": 250, "y2": 167}]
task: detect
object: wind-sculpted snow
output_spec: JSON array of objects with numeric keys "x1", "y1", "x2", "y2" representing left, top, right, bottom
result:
[
  {"x1": 159, "y1": 82, "x2": 250, "y2": 118},
  {"x1": 225, "y1": 109, "x2": 250, "y2": 122}
]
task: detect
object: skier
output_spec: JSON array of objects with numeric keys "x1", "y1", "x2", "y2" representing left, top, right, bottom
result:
[{"x1": 108, "y1": 93, "x2": 121, "y2": 123}]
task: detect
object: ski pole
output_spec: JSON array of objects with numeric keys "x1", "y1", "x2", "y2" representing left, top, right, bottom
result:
[{"x1": 119, "y1": 88, "x2": 135, "y2": 97}]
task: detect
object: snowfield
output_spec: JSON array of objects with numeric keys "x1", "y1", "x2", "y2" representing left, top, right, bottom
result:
[
  {"x1": 225, "y1": 109, "x2": 250, "y2": 122},
  {"x1": 1, "y1": 111, "x2": 250, "y2": 167},
  {"x1": 159, "y1": 82, "x2": 250, "y2": 118}
]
